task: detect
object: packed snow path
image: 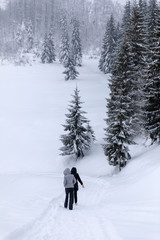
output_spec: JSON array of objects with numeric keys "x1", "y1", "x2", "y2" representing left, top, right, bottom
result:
[
  {"x1": 4, "y1": 174, "x2": 160, "y2": 240},
  {"x1": 4, "y1": 175, "x2": 114, "y2": 240}
]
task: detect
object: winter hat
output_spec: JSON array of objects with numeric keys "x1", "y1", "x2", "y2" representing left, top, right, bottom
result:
[
  {"x1": 63, "y1": 168, "x2": 70, "y2": 175},
  {"x1": 71, "y1": 167, "x2": 77, "y2": 174}
]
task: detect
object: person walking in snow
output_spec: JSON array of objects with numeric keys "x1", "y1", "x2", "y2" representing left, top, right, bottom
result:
[
  {"x1": 71, "y1": 167, "x2": 84, "y2": 205},
  {"x1": 63, "y1": 168, "x2": 76, "y2": 210}
]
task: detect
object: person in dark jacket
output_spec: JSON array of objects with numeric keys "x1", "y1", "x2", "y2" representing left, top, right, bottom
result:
[
  {"x1": 63, "y1": 168, "x2": 76, "y2": 210},
  {"x1": 71, "y1": 167, "x2": 84, "y2": 205}
]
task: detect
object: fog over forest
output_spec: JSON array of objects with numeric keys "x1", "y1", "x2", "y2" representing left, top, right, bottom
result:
[{"x1": 0, "y1": 0, "x2": 123, "y2": 60}]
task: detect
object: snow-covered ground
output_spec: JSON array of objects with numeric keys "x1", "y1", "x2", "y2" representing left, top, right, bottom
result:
[{"x1": 0, "y1": 58, "x2": 160, "y2": 240}]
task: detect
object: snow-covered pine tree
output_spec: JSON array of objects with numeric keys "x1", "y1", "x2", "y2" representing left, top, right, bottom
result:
[
  {"x1": 60, "y1": 87, "x2": 91, "y2": 160},
  {"x1": 99, "y1": 14, "x2": 117, "y2": 74},
  {"x1": 114, "y1": 22, "x2": 122, "y2": 56},
  {"x1": 125, "y1": 2, "x2": 147, "y2": 134},
  {"x1": 59, "y1": 15, "x2": 70, "y2": 66},
  {"x1": 15, "y1": 22, "x2": 27, "y2": 50},
  {"x1": 121, "y1": 1, "x2": 131, "y2": 34},
  {"x1": 26, "y1": 21, "x2": 34, "y2": 52},
  {"x1": 147, "y1": 0, "x2": 159, "y2": 50},
  {"x1": 86, "y1": 122, "x2": 96, "y2": 145},
  {"x1": 63, "y1": 56, "x2": 79, "y2": 80},
  {"x1": 15, "y1": 22, "x2": 32, "y2": 65},
  {"x1": 103, "y1": 36, "x2": 135, "y2": 171},
  {"x1": 139, "y1": 0, "x2": 148, "y2": 17},
  {"x1": 16, "y1": 21, "x2": 34, "y2": 53},
  {"x1": 143, "y1": 0, "x2": 160, "y2": 143},
  {"x1": 41, "y1": 32, "x2": 56, "y2": 63},
  {"x1": 71, "y1": 17, "x2": 82, "y2": 66}
]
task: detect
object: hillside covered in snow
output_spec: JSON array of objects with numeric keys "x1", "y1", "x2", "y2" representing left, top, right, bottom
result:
[{"x1": 0, "y1": 58, "x2": 160, "y2": 240}]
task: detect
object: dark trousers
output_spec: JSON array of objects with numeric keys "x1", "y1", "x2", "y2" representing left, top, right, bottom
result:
[
  {"x1": 73, "y1": 190, "x2": 78, "y2": 204},
  {"x1": 64, "y1": 188, "x2": 74, "y2": 210}
]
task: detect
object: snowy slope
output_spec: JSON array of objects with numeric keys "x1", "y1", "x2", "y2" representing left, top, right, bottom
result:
[
  {"x1": 0, "y1": 59, "x2": 108, "y2": 174},
  {"x1": 3, "y1": 144, "x2": 160, "y2": 240},
  {"x1": 0, "y1": 58, "x2": 160, "y2": 240}
]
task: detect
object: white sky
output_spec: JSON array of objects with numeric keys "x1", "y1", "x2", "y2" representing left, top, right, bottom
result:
[{"x1": 0, "y1": 0, "x2": 128, "y2": 9}]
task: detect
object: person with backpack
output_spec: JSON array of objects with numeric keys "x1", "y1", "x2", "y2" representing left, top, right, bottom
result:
[
  {"x1": 71, "y1": 167, "x2": 84, "y2": 205},
  {"x1": 63, "y1": 168, "x2": 76, "y2": 210}
]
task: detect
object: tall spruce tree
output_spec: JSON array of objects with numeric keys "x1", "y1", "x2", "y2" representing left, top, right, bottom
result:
[
  {"x1": 103, "y1": 36, "x2": 135, "y2": 171},
  {"x1": 16, "y1": 21, "x2": 34, "y2": 53},
  {"x1": 26, "y1": 21, "x2": 34, "y2": 52},
  {"x1": 63, "y1": 56, "x2": 79, "y2": 80},
  {"x1": 139, "y1": 0, "x2": 148, "y2": 17},
  {"x1": 15, "y1": 21, "x2": 35, "y2": 65},
  {"x1": 60, "y1": 87, "x2": 91, "y2": 159},
  {"x1": 121, "y1": 1, "x2": 131, "y2": 34},
  {"x1": 41, "y1": 32, "x2": 56, "y2": 63},
  {"x1": 99, "y1": 14, "x2": 117, "y2": 74},
  {"x1": 143, "y1": 1, "x2": 160, "y2": 143},
  {"x1": 125, "y1": 3, "x2": 147, "y2": 134},
  {"x1": 71, "y1": 17, "x2": 82, "y2": 66},
  {"x1": 86, "y1": 122, "x2": 96, "y2": 145},
  {"x1": 147, "y1": 0, "x2": 159, "y2": 50},
  {"x1": 59, "y1": 15, "x2": 70, "y2": 66},
  {"x1": 15, "y1": 22, "x2": 27, "y2": 50}
]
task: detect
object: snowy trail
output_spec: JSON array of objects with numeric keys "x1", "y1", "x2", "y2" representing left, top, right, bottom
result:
[
  {"x1": 4, "y1": 175, "x2": 121, "y2": 240},
  {"x1": 4, "y1": 174, "x2": 160, "y2": 240},
  {"x1": 2, "y1": 168, "x2": 160, "y2": 240}
]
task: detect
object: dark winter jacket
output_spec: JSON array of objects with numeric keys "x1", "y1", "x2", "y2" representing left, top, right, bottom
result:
[
  {"x1": 71, "y1": 167, "x2": 83, "y2": 191},
  {"x1": 63, "y1": 168, "x2": 76, "y2": 189}
]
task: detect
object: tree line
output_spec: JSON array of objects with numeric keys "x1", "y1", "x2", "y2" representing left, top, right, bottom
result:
[
  {"x1": 0, "y1": 0, "x2": 122, "y2": 60},
  {"x1": 99, "y1": 0, "x2": 160, "y2": 170},
  {"x1": 61, "y1": 0, "x2": 160, "y2": 171},
  {"x1": 1, "y1": 0, "x2": 159, "y2": 172}
]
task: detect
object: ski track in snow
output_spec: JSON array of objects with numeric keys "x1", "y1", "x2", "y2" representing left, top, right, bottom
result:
[
  {"x1": 4, "y1": 174, "x2": 160, "y2": 240},
  {"x1": 4, "y1": 175, "x2": 120, "y2": 240}
]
